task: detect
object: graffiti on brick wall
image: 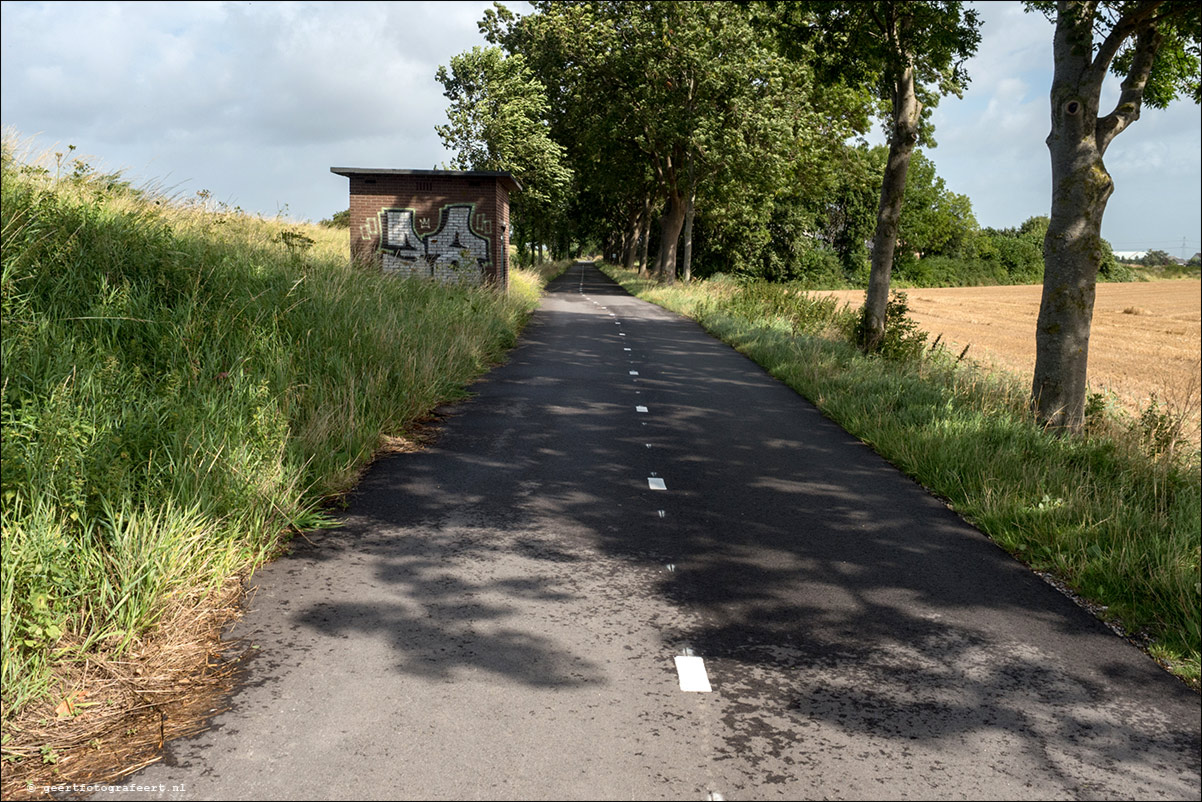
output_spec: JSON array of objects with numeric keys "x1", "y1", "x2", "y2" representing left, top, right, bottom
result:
[
  {"x1": 359, "y1": 215, "x2": 381, "y2": 241},
  {"x1": 377, "y1": 204, "x2": 490, "y2": 284}
]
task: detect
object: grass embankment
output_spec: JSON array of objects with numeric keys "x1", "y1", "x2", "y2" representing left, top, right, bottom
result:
[
  {"x1": 601, "y1": 265, "x2": 1201, "y2": 687},
  {"x1": 0, "y1": 145, "x2": 555, "y2": 766}
]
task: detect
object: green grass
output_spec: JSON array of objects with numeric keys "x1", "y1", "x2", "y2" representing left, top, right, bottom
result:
[
  {"x1": 602, "y1": 265, "x2": 1201, "y2": 687},
  {"x1": 0, "y1": 140, "x2": 552, "y2": 721}
]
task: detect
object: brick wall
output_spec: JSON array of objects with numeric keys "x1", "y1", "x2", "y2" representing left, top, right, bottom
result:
[{"x1": 344, "y1": 172, "x2": 510, "y2": 287}]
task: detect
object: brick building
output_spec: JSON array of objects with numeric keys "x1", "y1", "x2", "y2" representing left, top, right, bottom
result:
[{"x1": 331, "y1": 167, "x2": 520, "y2": 287}]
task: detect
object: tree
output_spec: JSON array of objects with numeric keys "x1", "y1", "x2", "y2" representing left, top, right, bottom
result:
[
  {"x1": 779, "y1": 2, "x2": 981, "y2": 351},
  {"x1": 435, "y1": 46, "x2": 573, "y2": 264},
  {"x1": 480, "y1": 2, "x2": 662, "y2": 269},
  {"x1": 484, "y1": 2, "x2": 849, "y2": 284},
  {"x1": 890, "y1": 149, "x2": 977, "y2": 260},
  {"x1": 824, "y1": 146, "x2": 881, "y2": 281},
  {"x1": 1027, "y1": 1, "x2": 1200, "y2": 430},
  {"x1": 1141, "y1": 248, "x2": 1175, "y2": 265},
  {"x1": 615, "y1": 2, "x2": 817, "y2": 284}
]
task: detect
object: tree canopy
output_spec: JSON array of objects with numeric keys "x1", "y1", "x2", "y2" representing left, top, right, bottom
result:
[{"x1": 435, "y1": 44, "x2": 573, "y2": 262}]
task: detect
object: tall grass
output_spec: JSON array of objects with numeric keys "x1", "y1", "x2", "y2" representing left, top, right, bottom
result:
[
  {"x1": 603, "y1": 266, "x2": 1201, "y2": 686},
  {"x1": 0, "y1": 140, "x2": 546, "y2": 720}
]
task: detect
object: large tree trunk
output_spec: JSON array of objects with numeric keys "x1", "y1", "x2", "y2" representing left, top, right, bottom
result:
[
  {"x1": 622, "y1": 206, "x2": 641, "y2": 270},
  {"x1": 1031, "y1": 4, "x2": 1161, "y2": 431},
  {"x1": 1034, "y1": 150, "x2": 1111, "y2": 430},
  {"x1": 680, "y1": 190, "x2": 695, "y2": 283},
  {"x1": 638, "y1": 205, "x2": 652, "y2": 276},
  {"x1": 655, "y1": 189, "x2": 686, "y2": 285},
  {"x1": 1032, "y1": 9, "x2": 1108, "y2": 430},
  {"x1": 861, "y1": 60, "x2": 921, "y2": 352}
]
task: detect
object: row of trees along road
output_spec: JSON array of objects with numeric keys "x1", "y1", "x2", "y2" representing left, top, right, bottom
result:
[{"x1": 436, "y1": 1, "x2": 1200, "y2": 432}]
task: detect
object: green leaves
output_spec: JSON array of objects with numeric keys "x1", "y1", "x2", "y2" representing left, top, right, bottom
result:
[
  {"x1": 779, "y1": 1, "x2": 982, "y2": 146},
  {"x1": 436, "y1": 45, "x2": 571, "y2": 211}
]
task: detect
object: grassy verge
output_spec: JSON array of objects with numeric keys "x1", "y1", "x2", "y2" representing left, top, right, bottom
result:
[
  {"x1": 601, "y1": 265, "x2": 1201, "y2": 687},
  {"x1": 1128, "y1": 263, "x2": 1202, "y2": 281},
  {"x1": 0, "y1": 139, "x2": 556, "y2": 756}
]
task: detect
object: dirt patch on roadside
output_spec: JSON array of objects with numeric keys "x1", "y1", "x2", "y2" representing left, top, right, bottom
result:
[
  {"x1": 813, "y1": 280, "x2": 1201, "y2": 441},
  {"x1": 0, "y1": 580, "x2": 249, "y2": 800}
]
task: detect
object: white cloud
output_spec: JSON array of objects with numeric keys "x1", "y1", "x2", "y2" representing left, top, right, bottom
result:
[
  {"x1": 1, "y1": 0, "x2": 512, "y2": 220},
  {"x1": 924, "y1": 1, "x2": 1200, "y2": 250},
  {"x1": 1, "y1": 0, "x2": 1197, "y2": 249}
]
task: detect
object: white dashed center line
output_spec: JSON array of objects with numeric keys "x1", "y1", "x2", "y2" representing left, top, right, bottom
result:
[{"x1": 674, "y1": 656, "x2": 712, "y2": 692}]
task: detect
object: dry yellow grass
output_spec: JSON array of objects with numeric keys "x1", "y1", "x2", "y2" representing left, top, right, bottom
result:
[{"x1": 813, "y1": 280, "x2": 1202, "y2": 440}]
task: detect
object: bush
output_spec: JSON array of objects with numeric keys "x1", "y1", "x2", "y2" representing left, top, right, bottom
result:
[
  {"x1": 894, "y1": 254, "x2": 1008, "y2": 287},
  {"x1": 854, "y1": 290, "x2": 928, "y2": 360},
  {"x1": 1142, "y1": 248, "x2": 1175, "y2": 266},
  {"x1": 320, "y1": 209, "x2": 350, "y2": 228}
]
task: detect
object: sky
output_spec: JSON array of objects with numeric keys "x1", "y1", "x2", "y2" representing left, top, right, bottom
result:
[{"x1": 2, "y1": 1, "x2": 1199, "y2": 257}]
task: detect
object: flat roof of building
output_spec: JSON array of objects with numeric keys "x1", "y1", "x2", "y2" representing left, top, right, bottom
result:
[{"x1": 330, "y1": 167, "x2": 521, "y2": 194}]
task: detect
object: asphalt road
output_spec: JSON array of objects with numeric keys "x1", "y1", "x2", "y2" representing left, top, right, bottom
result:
[{"x1": 104, "y1": 262, "x2": 1200, "y2": 800}]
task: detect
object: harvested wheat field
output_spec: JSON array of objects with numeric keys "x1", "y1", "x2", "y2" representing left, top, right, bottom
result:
[{"x1": 814, "y1": 280, "x2": 1202, "y2": 441}]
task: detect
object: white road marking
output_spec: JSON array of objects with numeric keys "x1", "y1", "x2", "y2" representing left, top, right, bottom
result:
[
  {"x1": 674, "y1": 656, "x2": 712, "y2": 692},
  {"x1": 624, "y1": 347, "x2": 631, "y2": 351},
  {"x1": 648, "y1": 478, "x2": 666, "y2": 490},
  {"x1": 630, "y1": 371, "x2": 639, "y2": 375},
  {"x1": 658, "y1": 510, "x2": 666, "y2": 518},
  {"x1": 619, "y1": 333, "x2": 626, "y2": 336},
  {"x1": 636, "y1": 406, "x2": 648, "y2": 412}
]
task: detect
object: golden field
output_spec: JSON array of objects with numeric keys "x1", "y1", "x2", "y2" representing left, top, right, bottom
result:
[{"x1": 815, "y1": 280, "x2": 1202, "y2": 440}]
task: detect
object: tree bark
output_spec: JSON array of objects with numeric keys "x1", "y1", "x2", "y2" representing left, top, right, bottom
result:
[
  {"x1": 1032, "y1": 3, "x2": 1162, "y2": 430},
  {"x1": 622, "y1": 206, "x2": 641, "y2": 270},
  {"x1": 861, "y1": 59, "x2": 921, "y2": 352},
  {"x1": 680, "y1": 158, "x2": 697, "y2": 283},
  {"x1": 681, "y1": 188, "x2": 696, "y2": 283},
  {"x1": 655, "y1": 188, "x2": 686, "y2": 285},
  {"x1": 638, "y1": 201, "x2": 653, "y2": 277}
]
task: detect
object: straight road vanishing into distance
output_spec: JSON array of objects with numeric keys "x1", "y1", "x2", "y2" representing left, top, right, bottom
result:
[{"x1": 109, "y1": 264, "x2": 1200, "y2": 800}]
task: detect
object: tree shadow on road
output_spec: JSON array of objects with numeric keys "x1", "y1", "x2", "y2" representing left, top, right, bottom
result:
[{"x1": 266, "y1": 264, "x2": 1199, "y2": 797}]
